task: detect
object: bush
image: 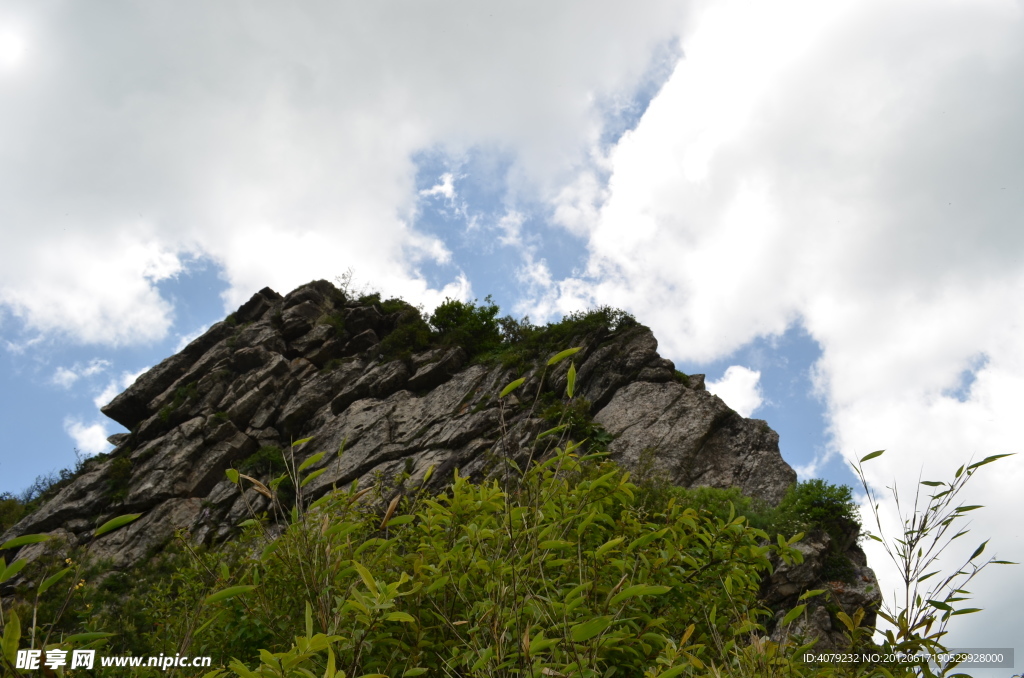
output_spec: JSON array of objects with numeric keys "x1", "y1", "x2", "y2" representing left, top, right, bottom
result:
[{"x1": 428, "y1": 295, "x2": 502, "y2": 358}]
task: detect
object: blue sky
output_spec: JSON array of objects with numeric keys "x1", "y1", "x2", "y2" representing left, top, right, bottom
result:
[{"x1": 2, "y1": 0, "x2": 1023, "y2": 667}]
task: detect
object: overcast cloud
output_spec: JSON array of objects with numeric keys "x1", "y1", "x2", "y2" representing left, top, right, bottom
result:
[{"x1": 1, "y1": 0, "x2": 1022, "y2": 665}]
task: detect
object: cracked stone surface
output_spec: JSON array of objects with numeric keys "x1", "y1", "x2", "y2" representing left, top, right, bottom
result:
[{"x1": 0, "y1": 279, "x2": 866, "y2": 651}]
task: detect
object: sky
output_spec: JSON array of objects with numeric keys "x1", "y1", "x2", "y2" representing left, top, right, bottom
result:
[{"x1": 1, "y1": 0, "x2": 1022, "y2": 668}]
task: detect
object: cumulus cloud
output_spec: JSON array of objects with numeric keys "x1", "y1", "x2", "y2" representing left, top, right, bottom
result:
[
  {"x1": 0, "y1": 1, "x2": 686, "y2": 346},
  {"x1": 50, "y1": 358, "x2": 111, "y2": 388},
  {"x1": 706, "y1": 366, "x2": 764, "y2": 417},
  {"x1": 63, "y1": 417, "x2": 110, "y2": 456},
  {"x1": 535, "y1": 0, "x2": 1024, "y2": 648},
  {"x1": 94, "y1": 367, "x2": 149, "y2": 410}
]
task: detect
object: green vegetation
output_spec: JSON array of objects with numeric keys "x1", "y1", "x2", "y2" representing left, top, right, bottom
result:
[
  {"x1": 239, "y1": 445, "x2": 288, "y2": 476},
  {"x1": 0, "y1": 344, "x2": 1013, "y2": 677},
  {"x1": 158, "y1": 382, "x2": 199, "y2": 423},
  {"x1": 106, "y1": 457, "x2": 134, "y2": 504}
]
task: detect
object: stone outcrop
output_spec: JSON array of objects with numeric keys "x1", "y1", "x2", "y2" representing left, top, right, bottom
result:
[
  {"x1": 0, "y1": 279, "x2": 879, "y2": 648},
  {"x1": 763, "y1": 527, "x2": 881, "y2": 650}
]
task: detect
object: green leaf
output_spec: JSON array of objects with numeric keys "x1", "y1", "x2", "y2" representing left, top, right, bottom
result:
[
  {"x1": 570, "y1": 616, "x2": 612, "y2": 642},
  {"x1": 798, "y1": 589, "x2": 826, "y2": 601},
  {"x1": 860, "y1": 450, "x2": 885, "y2": 463},
  {"x1": 94, "y1": 513, "x2": 143, "y2": 537},
  {"x1": 781, "y1": 604, "x2": 806, "y2": 626},
  {"x1": 38, "y1": 567, "x2": 72, "y2": 595},
  {"x1": 385, "y1": 611, "x2": 415, "y2": 623},
  {"x1": 204, "y1": 585, "x2": 256, "y2": 605},
  {"x1": 306, "y1": 600, "x2": 313, "y2": 638},
  {"x1": 300, "y1": 467, "x2": 328, "y2": 488},
  {"x1": 0, "y1": 533, "x2": 50, "y2": 550},
  {"x1": 298, "y1": 452, "x2": 326, "y2": 473},
  {"x1": 967, "y1": 453, "x2": 1013, "y2": 470},
  {"x1": 566, "y1": 362, "x2": 577, "y2": 398},
  {"x1": 0, "y1": 558, "x2": 27, "y2": 583},
  {"x1": 2, "y1": 609, "x2": 21, "y2": 664},
  {"x1": 292, "y1": 437, "x2": 314, "y2": 447},
  {"x1": 537, "y1": 424, "x2": 566, "y2": 440},
  {"x1": 920, "y1": 480, "x2": 944, "y2": 487},
  {"x1": 352, "y1": 561, "x2": 378, "y2": 597},
  {"x1": 424, "y1": 576, "x2": 449, "y2": 594},
  {"x1": 950, "y1": 607, "x2": 983, "y2": 615},
  {"x1": 499, "y1": 377, "x2": 526, "y2": 398},
  {"x1": 610, "y1": 584, "x2": 671, "y2": 606},
  {"x1": 955, "y1": 505, "x2": 983, "y2": 513},
  {"x1": 403, "y1": 669, "x2": 428, "y2": 677},
  {"x1": 64, "y1": 631, "x2": 116, "y2": 643},
  {"x1": 927, "y1": 599, "x2": 953, "y2": 611},
  {"x1": 538, "y1": 539, "x2": 575, "y2": 550},
  {"x1": 225, "y1": 468, "x2": 239, "y2": 484},
  {"x1": 970, "y1": 540, "x2": 988, "y2": 560},
  {"x1": 547, "y1": 347, "x2": 581, "y2": 366}
]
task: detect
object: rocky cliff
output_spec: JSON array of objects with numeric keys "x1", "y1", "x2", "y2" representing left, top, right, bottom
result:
[{"x1": 1, "y1": 279, "x2": 879, "y2": 649}]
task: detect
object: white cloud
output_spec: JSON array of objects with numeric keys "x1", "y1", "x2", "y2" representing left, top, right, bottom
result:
[
  {"x1": 0, "y1": 1, "x2": 686, "y2": 347},
  {"x1": 94, "y1": 367, "x2": 150, "y2": 409},
  {"x1": 419, "y1": 173, "x2": 456, "y2": 200},
  {"x1": 174, "y1": 325, "x2": 210, "y2": 353},
  {"x1": 537, "y1": 0, "x2": 1024, "y2": 650},
  {"x1": 705, "y1": 366, "x2": 764, "y2": 417},
  {"x1": 51, "y1": 358, "x2": 111, "y2": 388},
  {"x1": 63, "y1": 417, "x2": 110, "y2": 456}
]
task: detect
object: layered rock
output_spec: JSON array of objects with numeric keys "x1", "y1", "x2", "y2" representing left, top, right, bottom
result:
[{"x1": 1, "y1": 279, "x2": 877, "y2": 643}]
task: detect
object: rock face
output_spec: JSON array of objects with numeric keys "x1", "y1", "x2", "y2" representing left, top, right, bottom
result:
[
  {"x1": 763, "y1": 527, "x2": 881, "y2": 651},
  {"x1": 0, "y1": 279, "x2": 878, "y2": 645}
]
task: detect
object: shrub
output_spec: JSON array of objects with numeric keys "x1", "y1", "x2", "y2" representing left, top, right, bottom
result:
[
  {"x1": 107, "y1": 457, "x2": 134, "y2": 503},
  {"x1": 428, "y1": 295, "x2": 502, "y2": 358}
]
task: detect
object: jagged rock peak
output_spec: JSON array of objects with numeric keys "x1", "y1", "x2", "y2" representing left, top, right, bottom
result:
[{"x1": 8, "y1": 279, "x2": 798, "y2": 569}]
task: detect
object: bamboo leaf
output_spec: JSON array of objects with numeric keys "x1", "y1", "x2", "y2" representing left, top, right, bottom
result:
[
  {"x1": 566, "y1": 362, "x2": 577, "y2": 399},
  {"x1": 927, "y1": 599, "x2": 953, "y2": 611},
  {"x1": 0, "y1": 558, "x2": 28, "y2": 583},
  {"x1": 0, "y1": 533, "x2": 50, "y2": 551},
  {"x1": 499, "y1": 378, "x2": 526, "y2": 398},
  {"x1": 967, "y1": 453, "x2": 1013, "y2": 470},
  {"x1": 781, "y1": 604, "x2": 806, "y2": 626},
  {"x1": 799, "y1": 589, "x2": 826, "y2": 601},
  {"x1": 385, "y1": 611, "x2": 415, "y2": 623},
  {"x1": 225, "y1": 468, "x2": 239, "y2": 484},
  {"x1": 380, "y1": 494, "x2": 401, "y2": 529},
  {"x1": 547, "y1": 347, "x2": 581, "y2": 366},
  {"x1": 292, "y1": 437, "x2": 314, "y2": 447},
  {"x1": 298, "y1": 452, "x2": 326, "y2": 473},
  {"x1": 352, "y1": 561, "x2": 378, "y2": 597},
  {"x1": 38, "y1": 567, "x2": 72, "y2": 595},
  {"x1": 537, "y1": 424, "x2": 567, "y2": 440},
  {"x1": 570, "y1": 616, "x2": 612, "y2": 642},
  {"x1": 970, "y1": 540, "x2": 988, "y2": 560},
  {"x1": 239, "y1": 474, "x2": 274, "y2": 498},
  {"x1": 920, "y1": 480, "x2": 944, "y2": 487},
  {"x1": 94, "y1": 513, "x2": 143, "y2": 537},
  {"x1": 860, "y1": 450, "x2": 885, "y2": 463},
  {"x1": 2, "y1": 609, "x2": 21, "y2": 664},
  {"x1": 300, "y1": 468, "x2": 328, "y2": 488},
  {"x1": 204, "y1": 585, "x2": 256, "y2": 605},
  {"x1": 610, "y1": 584, "x2": 671, "y2": 606}
]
